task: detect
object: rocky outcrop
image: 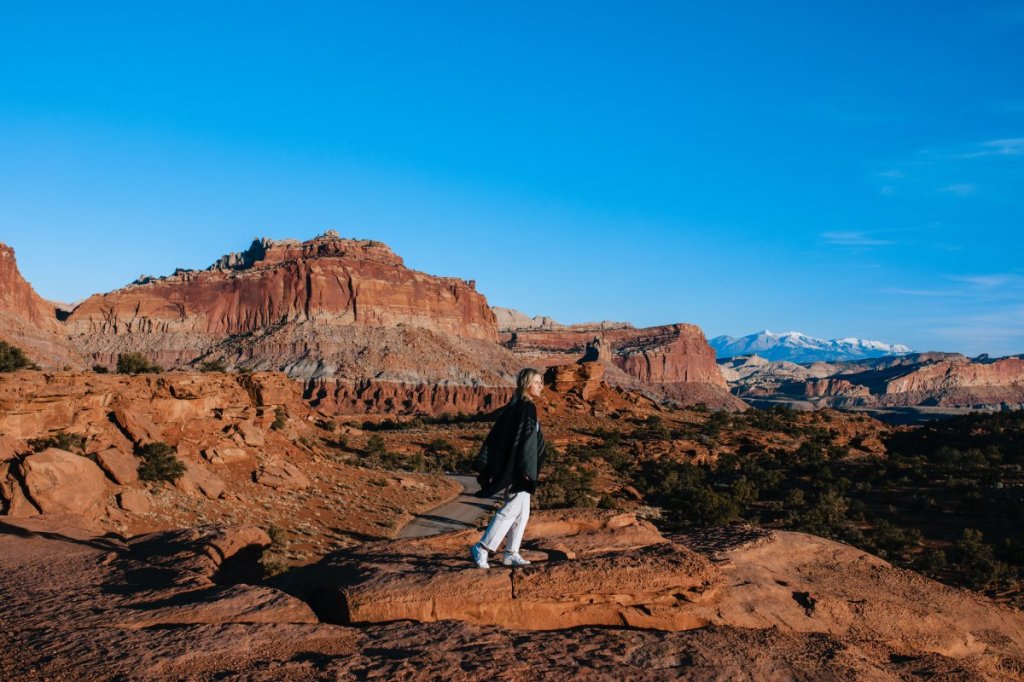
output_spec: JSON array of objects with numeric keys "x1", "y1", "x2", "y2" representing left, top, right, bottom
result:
[
  {"x1": 724, "y1": 353, "x2": 1024, "y2": 410},
  {"x1": 804, "y1": 378, "x2": 871, "y2": 398},
  {"x1": 278, "y1": 511, "x2": 1024, "y2": 679},
  {"x1": 885, "y1": 356, "x2": 1024, "y2": 401},
  {"x1": 300, "y1": 510, "x2": 721, "y2": 631},
  {"x1": 65, "y1": 232, "x2": 501, "y2": 374},
  {"x1": 3, "y1": 513, "x2": 1023, "y2": 680},
  {"x1": 545, "y1": 361, "x2": 605, "y2": 400},
  {"x1": 0, "y1": 243, "x2": 82, "y2": 369},
  {"x1": 0, "y1": 369, "x2": 461, "y2": 541},
  {"x1": 493, "y1": 306, "x2": 633, "y2": 333},
  {"x1": 503, "y1": 317, "x2": 743, "y2": 410}
]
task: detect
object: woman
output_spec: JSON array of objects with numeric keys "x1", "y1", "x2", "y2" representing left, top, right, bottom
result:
[{"x1": 470, "y1": 367, "x2": 546, "y2": 569}]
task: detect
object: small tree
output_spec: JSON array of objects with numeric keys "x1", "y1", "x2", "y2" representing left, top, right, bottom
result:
[
  {"x1": 117, "y1": 352, "x2": 162, "y2": 375},
  {"x1": 137, "y1": 442, "x2": 186, "y2": 483},
  {"x1": 0, "y1": 341, "x2": 36, "y2": 372}
]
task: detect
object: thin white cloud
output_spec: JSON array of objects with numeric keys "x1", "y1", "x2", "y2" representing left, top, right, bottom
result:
[
  {"x1": 940, "y1": 183, "x2": 976, "y2": 196},
  {"x1": 821, "y1": 231, "x2": 894, "y2": 247},
  {"x1": 878, "y1": 287, "x2": 963, "y2": 297},
  {"x1": 958, "y1": 137, "x2": 1024, "y2": 158},
  {"x1": 949, "y1": 274, "x2": 1022, "y2": 289},
  {"x1": 879, "y1": 185, "x2": 895, "y2": 195}
]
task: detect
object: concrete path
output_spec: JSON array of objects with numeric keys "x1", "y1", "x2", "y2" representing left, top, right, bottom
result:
[{"x1": 398, "y1": 474, "x2": 499, "y2": 538}]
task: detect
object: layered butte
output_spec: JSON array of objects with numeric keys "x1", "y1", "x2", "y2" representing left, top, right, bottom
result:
[{"x1": 61, "y1": 231, "x2": 512, "y2": 385}]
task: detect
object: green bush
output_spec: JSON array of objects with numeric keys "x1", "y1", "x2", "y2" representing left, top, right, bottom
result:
[
  {"x1": 137, "y1": 442, "x2": 186, "y2": 482},
  {"x1": 116, "y1": 352, "x2": 162, "y2": 374},
  {"x1": 0, "y1": 341, "x2": 37, "y2": 372},
  {"x1": 271, "y1": 407, "x2": 287, "y2": 431},
  {"x1": 27, "y1": 431, "x2": 87, "y2": 454},
  {"x1": 92, "y1": 364, "x2": 109, "y2": 373},
  {"x1": 199, "y1": 359, "x2": 227, "y2": 372},
  {"x1": 536, "y1": 465, "x2": 597, "y2": 509}
]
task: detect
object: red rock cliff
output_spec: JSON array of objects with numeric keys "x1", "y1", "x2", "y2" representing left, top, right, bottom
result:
[
  {"x1": 504, "y1": 323, "x2": 727, "y2": 388},
  {"x1": 0, "y1": 243, "x2": 82, "y2": 369},
  {"x1": 65, "y1": 232, "x2": 500, "y2": 372}
]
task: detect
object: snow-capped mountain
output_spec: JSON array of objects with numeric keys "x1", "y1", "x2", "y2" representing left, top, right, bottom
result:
[{"x1": 710, "y1": 330, "x2": 912, "y2": 363}]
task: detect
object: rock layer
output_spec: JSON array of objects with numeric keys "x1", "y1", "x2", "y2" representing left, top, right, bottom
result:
[
  {"x1": 0, "y1": 243, "x2": 81, "y2": 369},
  {"x1": 725, "y1": 353, "x2": 1024, "y2": 410},
  {"x1": 502, "y1": 316, "x2": 743, "y2": 410},
  {"x1": 65, "y1": 233, "x2": 499, "y2": 373}
]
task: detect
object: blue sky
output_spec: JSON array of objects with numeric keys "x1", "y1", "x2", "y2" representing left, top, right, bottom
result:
[{"x1": 1, "y1": 1, "x2": 1022, "y2": 356}]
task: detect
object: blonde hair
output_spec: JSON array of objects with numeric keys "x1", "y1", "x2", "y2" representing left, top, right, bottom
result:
[{"x1": 515, "y1": 367, "x2": 542, "y2": 401}]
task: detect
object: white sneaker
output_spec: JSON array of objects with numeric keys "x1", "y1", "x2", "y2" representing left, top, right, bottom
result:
[
  {"x1": 502, "y1": 553, "x2": 531, "y2": 567},
  {"x1": 470, "y1": 542, "x2": 490, "y2": 569}
]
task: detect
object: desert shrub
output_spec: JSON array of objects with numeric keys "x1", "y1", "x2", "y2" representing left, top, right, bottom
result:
[
  {"x1": 199, "y1": 359, "x2": 227, "y2": 372},
  {"x1": 364, "y1": 435, "x2": 386, "y2": 458},
  {"x1": 92, "y1": 364, "x2": 109, "y2": 374},
  {"x1": 116, "y1": 352, "x2": 162, "y2": 374},
  {"x1": 702, "y1": 411, "x2": 731, "y2": 439},
  {"x1": 949, "y1": 528, "x2": 1013, "y2": 590},
  {"x1": 361, "y1": 418, "x2": 411, "y2": 431},
  {"x1": 260, "y1": 553, "x2": 289, "y2": 578},
  {"x1": 868, "y1": 520, "x2": 923, "y2": 559},
  {"x1": 0, "y1": 341, "x2": 36, "y2": 372},
  {"x1": 914, "y1": 548, "x2": 948, "y2": 577},
  {"x1": 27, "y1": 431, "x2": 87, "y2": 454},
  {"x1": 136, "y1": 441, "x2": 186, "y2": 483},
  {"x1": 424, "y1": 438, "x2": 474, "y2": 473},
  {"x1": 536, "y1": 465, "x2": 597, "y2": 509},
  {"x1": 634, "y1": 415, "x2": 670, "y2": 441},
  {"x1": 317, "y1": 418, "x2": 337, "y2": 433},
  {"x1": 358, "y1": 434, "x2": 407, "y2": 470},
  {"x1": 271, "y1": 407, "x2": 287, "y2": 430},
  {"x1": 791, "y1": 489, "x2": 850, "y2": 539},
  {"x1": 267, "y1": 526, "x2": 287, "y2": 547}
]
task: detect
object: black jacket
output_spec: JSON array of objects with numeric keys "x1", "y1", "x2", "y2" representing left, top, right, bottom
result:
[{"x1": 474, "y1": 395, "x2": 546, "y2": 497}]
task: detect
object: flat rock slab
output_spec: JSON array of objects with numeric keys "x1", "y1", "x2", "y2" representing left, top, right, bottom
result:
[
  {"x1": 312, "y1": 510, "x2": 723, "y2": 631},
  {"x1": 95, "y1": 447, "x2": 139, "y2": 484}
]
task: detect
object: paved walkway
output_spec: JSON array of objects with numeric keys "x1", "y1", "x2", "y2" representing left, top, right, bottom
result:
[{"x1": 398, "y1": 474, "x2": 499, "y2": 538}]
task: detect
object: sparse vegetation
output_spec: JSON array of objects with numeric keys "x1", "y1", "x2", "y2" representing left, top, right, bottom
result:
[
  {"x1": 136, "y1": 441, "x2": 186, "y2": 483},
  {"x1": 0, "y1": 341, "x2": 37, "y2": 372},
  {"x1": 27, "y1": 431, "x2": 87, "y2": 455},
  {"x1": 271, "y1": 407, "x2": 287, "y2": 430},
  {"x1": 199, "y1": 359, "x2": 227, "y2": 372},
  {"x1": 92, "y1": 364, "x2": 109, "y2": 373},
  {"x1": 116, "y1": 352, "x2": 162, "y2": 374}
]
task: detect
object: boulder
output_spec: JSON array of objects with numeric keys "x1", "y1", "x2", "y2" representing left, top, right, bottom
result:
[
  {"x1": 202, "y1": 444, "x2": 249, "y2": 465},
  {"x1": 95, "y1": 447, "x2": 139, "y2": 484},
  {"x1": 255, "y1": 460, "x2": 311, "y2": 490},
  {"x1": 117, "y1": 489, "x2": 151, "y2": 514},
  {"x1": 111, "y1": 404, "x2": 163, "y2": 444},
  {"x1": 19, "y1": 447, "x2": 107, "y2": 515},
  {"x1": 234, "y1": 420, "x2": 264, "y2": 447},
  {"x1": 175, "y1": 461, "x2": 226, "y2": 499}
]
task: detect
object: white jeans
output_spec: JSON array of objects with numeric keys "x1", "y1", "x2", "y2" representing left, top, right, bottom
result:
[{"x1": 479, "y1": 491, "x2": 531, "y2": 555}]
